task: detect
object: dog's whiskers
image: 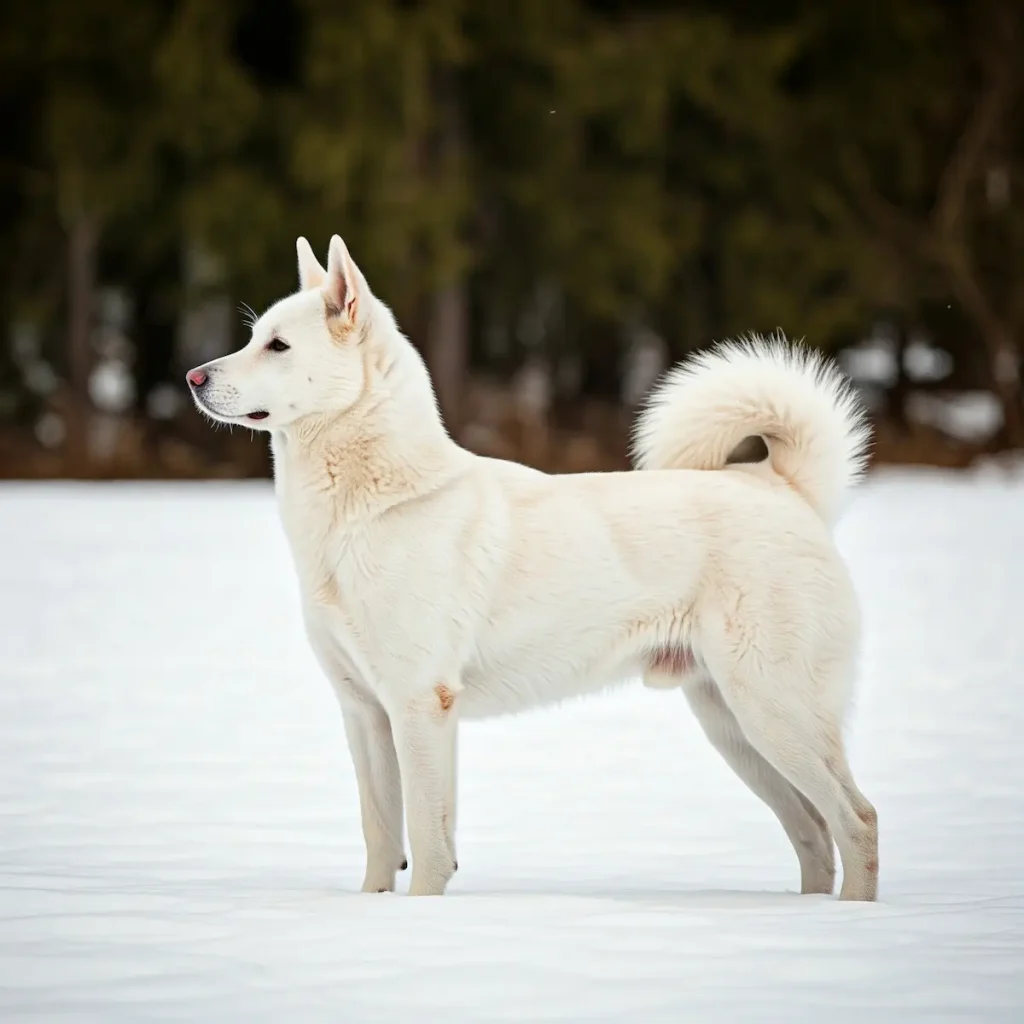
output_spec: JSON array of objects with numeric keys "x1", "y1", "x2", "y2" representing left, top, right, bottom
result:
[{"x1": 238, "y1": 302, "x2": 258, "y2": 330}]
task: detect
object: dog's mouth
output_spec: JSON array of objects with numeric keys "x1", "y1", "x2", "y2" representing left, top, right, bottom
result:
[{"x1": 192, "y1": 393, "x2": 270, "y2": 425}]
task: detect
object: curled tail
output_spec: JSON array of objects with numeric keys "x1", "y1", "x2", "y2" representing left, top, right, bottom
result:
[{"x1": 631, "y1": 334, "x2": 871, "y2": 526}]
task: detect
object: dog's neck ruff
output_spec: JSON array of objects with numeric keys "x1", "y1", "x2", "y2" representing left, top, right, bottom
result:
[{"x1": 273, "y1": 318, "x2": 463, "y2": 525}]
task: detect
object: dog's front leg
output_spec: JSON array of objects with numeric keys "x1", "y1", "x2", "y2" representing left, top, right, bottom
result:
[
  {"x1": 339, "y1": 696, "x2": 407, "y2": 893},
  {"x1": 388, "y1": 683, "x2": 459, "y2": 896},
  {"x1": 306, "y1": 620, "x2": 407, "y2": 892}
]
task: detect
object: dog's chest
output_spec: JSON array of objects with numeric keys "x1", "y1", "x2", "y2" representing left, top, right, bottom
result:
[
  {"x1": 277, "y1": 499, "x2": 364, "y2": 612},
  {"x1": 276, "y1": 485, "x2": 333, "y2": 579},
  {"x1": 273, "y1": 477, "x2": 402, "y2": 671}
]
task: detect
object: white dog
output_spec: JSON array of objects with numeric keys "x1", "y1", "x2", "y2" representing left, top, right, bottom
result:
[{"x1": 187, "y1": 234, "x2": 878, "y2": 901}]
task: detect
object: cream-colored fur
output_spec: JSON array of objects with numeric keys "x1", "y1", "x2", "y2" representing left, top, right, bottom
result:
[{"x1": 187, "y1": 234, "x2": 878, "y2": 901}]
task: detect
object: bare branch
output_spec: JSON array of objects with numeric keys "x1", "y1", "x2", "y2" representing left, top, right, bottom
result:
[
  {"x1": 931, "y1": 2, "x2": 1017, "y2": 239},
  {"x1": 837, "y1": 145, "x2": 923, "y2": 255}
]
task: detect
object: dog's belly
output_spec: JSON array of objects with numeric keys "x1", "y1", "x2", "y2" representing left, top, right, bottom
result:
[
  {"x1": 456, "y1": 616, "x2": 670, "y2": 719},
  {"x1": 458, "y1": 659, "x2": 629, "y2": 719},
  {"x1": 456, "y1": 573, "x2": 700, "y2": 719}
]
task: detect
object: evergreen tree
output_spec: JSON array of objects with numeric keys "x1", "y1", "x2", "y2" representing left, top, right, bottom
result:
[
  {"x1": 786, "y1": 0, "x2": 1024, "y2": 444},
  {"x1": 2, "y1": 0, "x2": 167, "y2": 466}
]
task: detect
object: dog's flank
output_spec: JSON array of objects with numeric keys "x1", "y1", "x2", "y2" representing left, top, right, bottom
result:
[{"x1": 187, "y1": 234, "x2": 878, "y2": 902}]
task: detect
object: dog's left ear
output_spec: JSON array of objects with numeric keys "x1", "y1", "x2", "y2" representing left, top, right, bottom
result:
[
  {"x1": 323, "y1": 235, "x2": 368, "y2": 328},
  {"x1": 296, "y1": 237, "x2": 326, "y2": 291}
]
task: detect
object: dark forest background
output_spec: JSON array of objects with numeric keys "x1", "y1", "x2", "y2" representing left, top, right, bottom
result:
[{"x1": 1, "y1": 0, "x2": 1021, "y2": 479}]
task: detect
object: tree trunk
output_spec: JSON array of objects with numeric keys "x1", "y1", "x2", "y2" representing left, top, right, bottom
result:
[
  {"x1": 940, "y1": 249, "x2": 1024, "y2": 447},
  {"x1": 889, "y1": 322, "x2": 911, "y2": 434},
  {"x1": 66, "y1": 215, "x2": 98, "y2": 473},
  {"x1": 427, "y1": 277, "x2": 469, "y2": 432},
  {"x1": 988, "y1": 336, "x2": 1024, "y2": 449},
  {"x1": 423, "y1": 63, "x2": 469, "y2": 434}
]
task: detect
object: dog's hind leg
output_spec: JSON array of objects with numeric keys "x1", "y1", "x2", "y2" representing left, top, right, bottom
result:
[
  {"x1": 700, "y1": 633, "x2": 878, "y2": 901},
  {"x1": 679, "y1": 673, "x2": 835, "y2": 895}
]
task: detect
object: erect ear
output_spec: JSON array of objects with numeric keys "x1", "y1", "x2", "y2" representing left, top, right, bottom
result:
[
  {"x1": 323, "y1": 234, "x2": 368, "y2": 328},
  {"x1": 296, "y1": 236, "x2": 326, "y2": 291}
]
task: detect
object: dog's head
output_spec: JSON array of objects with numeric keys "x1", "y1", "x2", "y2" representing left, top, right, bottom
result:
[{"x1": 186, "y1": 235, "x2": 371, "y2": 431}]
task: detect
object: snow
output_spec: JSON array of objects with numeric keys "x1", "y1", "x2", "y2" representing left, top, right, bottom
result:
[{"x1": 1, "y1": 473, "x2": 1023, "y2": 1022}]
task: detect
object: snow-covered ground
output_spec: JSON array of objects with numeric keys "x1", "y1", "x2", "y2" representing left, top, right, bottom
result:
[{"x1": 1, "y1": 472, "x2": 1023, "y2": 1022}]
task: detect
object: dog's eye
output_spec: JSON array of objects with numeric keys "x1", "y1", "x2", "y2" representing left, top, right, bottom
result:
[{"x1": 266, "y1": 338, "x2": 290, "y2": 353}]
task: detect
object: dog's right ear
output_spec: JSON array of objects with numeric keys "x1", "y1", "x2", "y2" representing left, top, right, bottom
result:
[
  {"x1": 323, "y1": 234, "x2": 369, "y2": 329},
  {"x1": 296, "y1": 237, "x2": 327, "y2": 291}
]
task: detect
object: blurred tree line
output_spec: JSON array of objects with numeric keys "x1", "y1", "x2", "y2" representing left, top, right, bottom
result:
[{"x1": 0, "y1": 0, "x2": 1021, "y2": 477}]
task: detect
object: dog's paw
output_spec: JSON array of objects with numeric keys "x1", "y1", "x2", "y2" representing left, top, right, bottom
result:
[
  {"x1": 363, "y1": 851, "x2": 408, "y2": 891},
  {"x1": 361, "y1": 861, "x2": 402, "y2": 893},
  {"x1": 407, "y1": 854, "x2": 457, "y2": 896},
  {"x1": 408, "y1": 877, "x2": 448, "y2": 896}
]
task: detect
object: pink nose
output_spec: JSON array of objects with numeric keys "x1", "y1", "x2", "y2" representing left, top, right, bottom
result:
[{"x1": 186, "y1": 368, "x2": 207, "y2": 388}]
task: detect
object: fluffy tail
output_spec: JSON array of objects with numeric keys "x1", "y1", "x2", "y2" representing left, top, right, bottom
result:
[{"x1": 631, "y1": 334, "x2": 871, "y2": 525}]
